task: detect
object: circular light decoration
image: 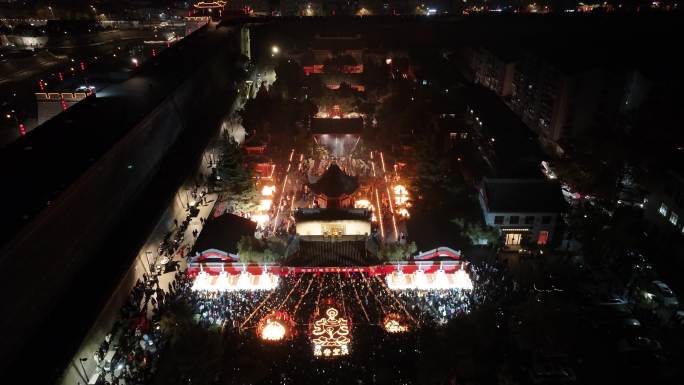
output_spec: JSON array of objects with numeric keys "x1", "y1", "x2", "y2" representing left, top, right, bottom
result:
[
  {"x1": 257, "y1": 312, "x2": 294, "y2": 342},
  {"x1": 311, "y1": 307, "x2": 351, "y2": 357},
  {"x1": 383, "y1": 313, "x2": 409, "y2": 334}
]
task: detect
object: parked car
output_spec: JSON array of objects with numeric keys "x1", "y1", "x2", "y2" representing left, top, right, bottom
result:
[
  {"x1": 617, "y1": 336, "x2": 662, "y2": 353},
  {"x1": 529, "y1": 356, "x2": 577, "y2": 384},
  {"x1": 592, "y1": 294, "x2": 631, "y2": 314},
  {"x1": 651, "y1": 281, "x2": 679, "y2": 308}
]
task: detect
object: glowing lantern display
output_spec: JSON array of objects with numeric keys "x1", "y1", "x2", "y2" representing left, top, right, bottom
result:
[
  {"x1": 354, "y1": 199, "x2": 372, "y2": 209},
  {"x1": 191, "y1": 271, "x2": 279, "y2": 292},
  {"x1": 385, "y1": 269, "x2": 473, "y2": 291},
  {"x1": 261, "y1": 185, "x2": 276, "y2": 196},
  {"x1": 251, "y1": 213, "x2": 270, "y2": 227},
  {"x1": 393, "y1": 185, "x2": 409, "y2": 206},
  {"x1": 311, "y1": 307, "x2": 351, "y2": 357},
  {"x1": 257, "y1": 312, "x2": 294, "y2": 342},
  {"x1": 383, "y1": 314, "x2": 409, "y2": 334},
  {"x1": 260, "y1": 320, "x2": 286, "y2": 341},
  {"x1": 258, "y1": 199, "x2": 273, "y2": 211}
]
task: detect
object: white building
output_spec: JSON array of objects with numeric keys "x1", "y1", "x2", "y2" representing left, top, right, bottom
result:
[{"x1": 478, "y1": 178, "x2": 565, "y2": 247}]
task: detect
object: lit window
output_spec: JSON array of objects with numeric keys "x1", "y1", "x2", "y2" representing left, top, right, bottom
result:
[
  {"x1": 537, "y1": 231, "x2": 549, "y2": 245},
  {"x1": 670, "y1": 213, "x2": 679, "y2": 226},
  {"x1": 449, "y1": 132, "x2": 458, "y2": 139},
  {"x1": 659, "y1": 203, "x2": 668, "y2": 217}
]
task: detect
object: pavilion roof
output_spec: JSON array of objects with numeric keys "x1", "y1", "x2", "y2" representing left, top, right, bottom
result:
[
  {"x1": 309, "y1": 164, "x2": 359, "y2": 198},
  {"x1": 191, "y1": 213, "x2": 256, "y2": 256},
  {"x1": 311, "y1": 117, "x2": 363, "y2": 135}
]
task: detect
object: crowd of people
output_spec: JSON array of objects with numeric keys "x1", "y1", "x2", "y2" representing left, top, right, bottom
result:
[{"x1": 90, "y1": 275, "x2": 172, "y2": 385}]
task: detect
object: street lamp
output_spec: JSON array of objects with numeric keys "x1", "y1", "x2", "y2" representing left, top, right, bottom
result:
[{"x1": 271, "y1": 45, "x2": 279, "y2": 55}]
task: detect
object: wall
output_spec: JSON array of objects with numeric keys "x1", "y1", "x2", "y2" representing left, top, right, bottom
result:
[{"x1": 0, "y1": 26, "x2": 237, "y2": 375}]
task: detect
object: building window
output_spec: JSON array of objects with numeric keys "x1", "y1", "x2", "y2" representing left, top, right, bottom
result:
[
  {"x1": 505, "y1": 233, "x2": 522, "y2": 246},
  {"x1": 509, "y1": 216, "x2": 520, "y2": 224},
  {"x1": 537, "y1": 231, "x2": 549, "y2": 245},
  {"x1": 541, "y1": 216, "x2": 552, "y2": 224},
  {"x1": 494, "y1": 216, "x2": 504, "y2": 225},
  {"x1": 670, "y1": 213, "x2": 679, "y2": 226},
  {"x1": 659, "y1": 203, "x2": 668, "y2": 217},
  {"x1": 461, "y1": 132, "x2": 468, "y2": 139},
  {"x1": 449, "y1": 132, "x2": 458, "y2": 140},
  {"x1": 525, "y1": 216, "x2": 535, "y2": 225}
]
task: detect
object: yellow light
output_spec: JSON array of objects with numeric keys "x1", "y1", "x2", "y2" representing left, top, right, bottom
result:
[
  {"x1": 355, "y1": 199, "x2": 371, "y2": 209},
  {"x1": 261, "y1": 185, "x2": 276, "y2": 196},
  {"x1": 261, "y1": 320, "x2": 286, "y2": 341},
  {"x1": 258, "y1": 199, "x2": 273, "y2": 211},
  {"x1": 271, "y1": 45, "x2": 279, "y2": 54},
  {"x1": 252, "y1": 214, "x2": 270, "y2": 227},
  {"x1": 385, "y1": 269, "x2": 473, "y2": 291},
  {"x1": 384, "y1": 319, "x2": 408, "y2": 333},
  {"x1": 394, "y1": 185, "x2": 409, "y2": 206},
  {"x1": 398, "y1": 208, "x2": 410, "y2": 218}
]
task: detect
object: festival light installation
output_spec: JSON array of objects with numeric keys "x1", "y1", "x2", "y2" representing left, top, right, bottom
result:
[
  {"x1": 258, "y1": 199, "x2": 273, "y2": 211},
  {"x1": 354, "y1": 199, "x2": 372, "y2": 209},
  {"x1": 191, "y1": 271, "x2": 279, "y2": 292},
  {"x1": 383, "y1": 314, "x2": 409, "y2": 334},
  {"x1": 257, "y1": 312, "x2": 294, "y2": 342},
  {"x1": 385, "y1": 269, "x2": 473, "y2": 291},
  {"x1": 393, "y1": 185, "x2": 409, "y2": 206},
  {"x1": 261, "y1": 185, "x2": 276, "y2": 196},
  {"x1": 311, "y1": 307, "x2": 351, "y2": 357},
  {"x1": 261, "y1": 320, "x2": 285, "y2": 341},
  {"x1": 193, "y1": 1, "x2": 226, "y2": 9}
]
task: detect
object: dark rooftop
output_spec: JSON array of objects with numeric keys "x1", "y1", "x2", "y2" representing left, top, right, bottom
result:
[
  {"x1": 311, "y1": 117, "x2": 363, "y2": 135},
  {"x1": 286, "y1": 236, "x2": 378, "y2": 267},
  {"x1": 191, "y1": 213, "x2": 257, "y2": 256},
  {"x1": 309, "y1": 163, "x2": 359, "y2": 197},
  {"x1": 481, "y1": 178, "x2": 565, "y2": 213},
  {"x1": 464, "y1": 85, "x2": 545, "y2": 178}
]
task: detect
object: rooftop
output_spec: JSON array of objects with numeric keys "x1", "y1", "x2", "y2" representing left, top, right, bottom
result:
[
  {"x1": 311, "y1": 117, "x2": 363, "y2": 135},
  {"x1": 481, "y1": 178, "x2": 565, "y2": 213},
  {"x1": 191, "y1": 213, "x2": 257, "y2": 256},
  {"x1": 286, "y1": 236, "x2": 378, "y2": 267},
  {"x1": 308, "y1": 163, "x2": 359, "y2": 198}
]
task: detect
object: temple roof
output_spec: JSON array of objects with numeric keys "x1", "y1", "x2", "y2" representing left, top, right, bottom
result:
[
  {"x1": 309, "y1": 163, "x2": 359, "y2": 198},
  {"x1": 285, "y1": 236, "x2": 379, "y2": 267},
  {"x1": 311, "y1": 117, "x2": 363, "y2": 135},
  {"x1": 191, "y1": 213, "x2": 256, "y2": 256}
]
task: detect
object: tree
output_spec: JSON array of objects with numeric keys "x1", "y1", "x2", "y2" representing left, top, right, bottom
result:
[
  {"x1": 451, "y1": 217, "x2": 500, "y2": 246},
  {"x1": 215, "y1": 134, "x2": 259, "y2": 213},
  {"x1": 236, "y1": 236, "x2": 286, "y2": 263},
  {"x1": 379, "y1": 242, "x2": 417, "y2": 261}
]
